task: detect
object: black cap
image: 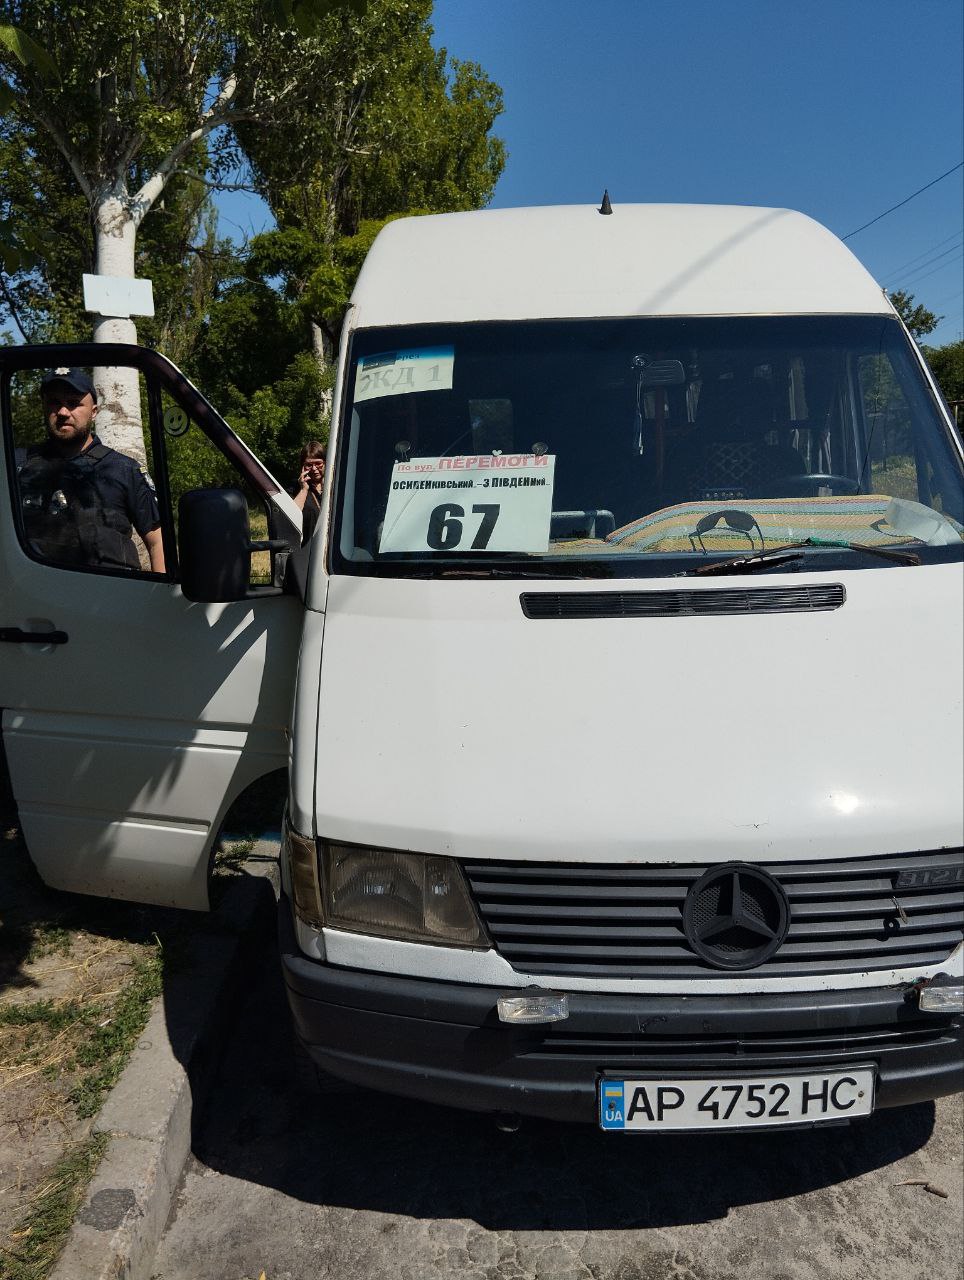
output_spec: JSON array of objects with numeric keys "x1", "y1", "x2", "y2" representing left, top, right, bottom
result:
[{"x1": 40, "y1": 367, "x2": 97, "y2": 402}]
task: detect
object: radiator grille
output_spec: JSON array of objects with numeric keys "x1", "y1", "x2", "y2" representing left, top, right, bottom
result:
[
  {"x1": 462, "y1": 850, "x2": 964, "y2": 979},
  {"x1": 520, "y1": 584, "x2": 846, "y2": 619},
  {"x1": 529, "y1": 1021, "x2": 957, "y2": 1064}
]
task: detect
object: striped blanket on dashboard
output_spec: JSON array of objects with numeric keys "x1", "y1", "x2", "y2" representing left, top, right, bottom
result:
[{"x1": 549, "y1": 495, "x2": 963, "y2": 554}]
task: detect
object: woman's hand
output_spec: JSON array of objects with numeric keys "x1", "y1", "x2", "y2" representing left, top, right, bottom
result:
[{"x1": 294, "y1": 457, "x2": 325, "y2": 511}]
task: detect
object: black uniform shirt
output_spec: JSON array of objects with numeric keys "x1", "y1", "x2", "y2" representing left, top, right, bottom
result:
[
  {"x1": 83, "y1": 437, "x2": 161, "y2": 537},
  {"x1": 16, "y1": 435, "x2": 161, "y2": 569}
]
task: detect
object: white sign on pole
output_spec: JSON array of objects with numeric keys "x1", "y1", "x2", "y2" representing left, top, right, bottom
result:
[
  {"x1": 83, "y1": 274, "x2": 155, "y2": 318},
  {"x1": 379, "y1": 454, "x2": 556, "y2": 554}
]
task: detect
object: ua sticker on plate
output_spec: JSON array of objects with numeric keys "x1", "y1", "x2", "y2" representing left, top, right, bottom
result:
[
  {"x1": 354, "y1": 347, "x2": 454, "y2": 402},
  {"x1": 379, "y1": 454, "x2": 556, "y2": 554}
]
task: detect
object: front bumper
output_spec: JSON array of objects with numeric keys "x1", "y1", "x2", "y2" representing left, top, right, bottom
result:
[{"x1": 279, "y1": 899, "x2": 963, "y2": 1124}]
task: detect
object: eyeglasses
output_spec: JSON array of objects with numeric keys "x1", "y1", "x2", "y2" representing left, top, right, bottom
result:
[{"x1": 689, "y1": 508, "x2": 764, "y2": 553}]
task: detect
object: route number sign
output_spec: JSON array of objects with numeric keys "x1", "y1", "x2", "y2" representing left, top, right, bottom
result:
[{"x1": 379, "y1": 454, "x2": 556, "y2": 554}]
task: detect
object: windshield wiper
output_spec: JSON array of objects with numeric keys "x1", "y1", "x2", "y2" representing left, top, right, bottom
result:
[
  {"x1": 805, "y1": 537, "x2": 921, "y2": 564},
  {"x1": 691, "y1": 546, "x2": 806, "y2": 576},
  {"x1": 691, "y1": 537, "x2": 921, "y2": 576}
]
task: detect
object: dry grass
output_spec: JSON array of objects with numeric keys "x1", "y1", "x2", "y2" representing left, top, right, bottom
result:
[
  {"x1": 249, "y1": 509, "x2": 272, "y2": 584},
  {"x1": 0, "y1": 785, "x2": 172, "y2": 1279},
  {"x1": 0, "y1": 752, "x2": 282, "y2": 1279}
]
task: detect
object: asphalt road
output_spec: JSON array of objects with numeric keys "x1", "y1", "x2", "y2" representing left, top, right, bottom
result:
[{"x1": 150, "y1": 935, "x2": 963, "y2": 1280}]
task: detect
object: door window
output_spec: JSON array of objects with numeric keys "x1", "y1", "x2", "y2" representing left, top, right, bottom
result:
[
  {"x1": 8, "y1": 365, "x2": 166, "y2": 576},
  {"x1": 4, "y1": 361, "x2": 273, "y2": 587},
  {"x1": 158, "y1": 385, "x2": 273, "y2": 585}
]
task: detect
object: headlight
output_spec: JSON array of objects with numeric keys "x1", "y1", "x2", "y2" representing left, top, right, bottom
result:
[{"x1": 320, "y1": 843, "x2": 488, "y2": 947}]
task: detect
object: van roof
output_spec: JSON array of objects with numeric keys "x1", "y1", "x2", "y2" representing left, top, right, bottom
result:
[{"x1": 350, "y1": 203, "x2": 891, "y2": 327}]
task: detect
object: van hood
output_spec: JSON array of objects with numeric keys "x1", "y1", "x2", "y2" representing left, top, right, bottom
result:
[{"x1": 313, "y1": 566, "x2": 963, "y2": 864}]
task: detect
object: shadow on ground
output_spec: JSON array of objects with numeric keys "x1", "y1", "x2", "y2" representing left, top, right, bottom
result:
[
  {"x1": 193, "y1": 924, "x2": 937, "y2": 1233},
  {"x1": 0, "y1": 741, "x2": 280, "y2": 1145},
  {"x1": 0, "y1": 744, "x2": 281, "y2": 999},
  {"x1": 0, "y1": 747, "x2": 940, "y2": 1237}
]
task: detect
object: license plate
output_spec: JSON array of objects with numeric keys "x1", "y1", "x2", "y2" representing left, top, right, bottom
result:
[{"x1": 599, "y1": 1068, "x2": 875, "y2": 1131}]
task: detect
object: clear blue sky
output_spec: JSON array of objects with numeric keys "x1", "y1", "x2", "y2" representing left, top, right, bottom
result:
[
  {"x1": 426, "y1": 0, "x2": 964, "y2": 345},
  {"x1": 163, "y1": 0, "x2": 964, "y2": 351},
  {"x1": 425, "y1": 0, "x2": 964, "y2": 345}
]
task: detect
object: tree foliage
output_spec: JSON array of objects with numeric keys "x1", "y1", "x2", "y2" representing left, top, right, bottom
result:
[
  {"x1": 923, "y1": 339, "x2": 964, "y2": 406},
  {"x1": 889, "y1": 292, "x2": 961, "y2": 408},
  {"x1": 0, "y1": 1, "x2": 364, "y2": 216},
  {"x1": 0, "y1": 0, "x2": 370, "y2": 460},
  {"x1": 0, "y1": 0, "x2": 505, "y2": 484},
  {"x1": 0, "y1": 0, "x2": 360, "y2": 346},
  {"x1": 0, "y1": 110, "x2": 231, "y2": 353},
  {"x1": 0, "y1": 114, "x2": 86, "y2": 338},
  {"x1": 889, "y1": 289, "x2": 941, "y2": 340},
  {"x1": 239, "y1": 0, "x2": 504, "y2": 232},
  {"x1": 202, "y1": 0, "x2": 505, "y2": 457},
  {"x1": 235, "y1": 0, "x2": 504, "y2": 353}
]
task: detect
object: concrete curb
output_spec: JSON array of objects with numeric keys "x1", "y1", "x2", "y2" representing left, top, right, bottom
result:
[{"x1": 50, "y1": 855, "x2": 278, "y2": 1280}]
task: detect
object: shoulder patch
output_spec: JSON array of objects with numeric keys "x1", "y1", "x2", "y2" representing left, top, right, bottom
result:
[{"x1": 139, "y1": 465, "x2": 157, "y2": 492}]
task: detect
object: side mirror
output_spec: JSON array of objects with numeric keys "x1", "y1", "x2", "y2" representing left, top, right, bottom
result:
[{"x1": 178, "y1": 488, "x2": 251, "y2": 602}]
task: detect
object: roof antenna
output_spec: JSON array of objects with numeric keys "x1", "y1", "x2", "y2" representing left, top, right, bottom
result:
[{"x1": 598, "y1": 189, "x2": 613, "y2": 215}]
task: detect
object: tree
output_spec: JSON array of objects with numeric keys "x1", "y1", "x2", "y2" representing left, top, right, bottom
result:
[
  {"x1": 2, "y1": 0, "x2": 505, "y2": 483},
  {"x1": 190, "y1": 273, "x2": 325, "y2": 482},
  {"x1": 0, "y1": 21, "x2": 57, "y2": 288},
  {"x1": 923, "y1": 339, "x2": 964, "y2": 410},
  {"x1": 889, "y1": 289, "x2": 941, "y2": 340},
  {"x1": 0, "y1": 114, "x2": 86, "y2": 341},
  {"x1": 0, "y1": 0, "x2": 362, "y2": 461},
  {"x1": 1, "y1": 112, "x2": 232, "y2": 356},
  {"x1": 235, "y1": 0, "x2": 505, "y2": 418},
  {"x1": 240, "y1": 1, "x2": 504, "y2": 230}
]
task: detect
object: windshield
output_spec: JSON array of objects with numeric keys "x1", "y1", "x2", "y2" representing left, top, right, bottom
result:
[{"x1": 333, "y1": 316, "x2": 964, "y2": 577}]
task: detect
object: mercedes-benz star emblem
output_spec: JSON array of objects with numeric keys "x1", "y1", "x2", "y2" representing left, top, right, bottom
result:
[{"x1": 683, "y1": 863, "x2": 790, "y2": 971}]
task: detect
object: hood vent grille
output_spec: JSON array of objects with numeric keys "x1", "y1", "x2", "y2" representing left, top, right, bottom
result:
[{"x1": 520, "y1": 584, "x2": 846, "y2": 619}]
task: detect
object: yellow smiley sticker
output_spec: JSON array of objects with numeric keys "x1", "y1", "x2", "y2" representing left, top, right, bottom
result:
[{"x1": 163, "y1": 406, "x2": 189, "y2": 437}]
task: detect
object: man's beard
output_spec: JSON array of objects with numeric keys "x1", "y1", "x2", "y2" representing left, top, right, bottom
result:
[{"x1": 50, "y1": 421, "x2": 93, "y2": 450}]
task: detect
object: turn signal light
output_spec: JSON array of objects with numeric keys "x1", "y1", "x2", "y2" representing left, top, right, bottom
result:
[
  {"x1": 286, "y1": 822, "x2": 324, "y2": 928},
  {"x1": 497, "y1": 993, "x2": 569, "y2": 1024},
  {"x1": 919, "y1": 980, "x2": 964, "y2": 1013}
]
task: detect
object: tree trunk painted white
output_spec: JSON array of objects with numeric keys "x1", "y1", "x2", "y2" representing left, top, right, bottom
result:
[
  {"x1": 311, "y1": 320, "x2": 333, "y2": 424},
  {"x1": 91, "y1": 196, "x2": 146, "y2": 468},
  {"x1": 36, "y1": 76, "x2": 244, "y2": 469}
]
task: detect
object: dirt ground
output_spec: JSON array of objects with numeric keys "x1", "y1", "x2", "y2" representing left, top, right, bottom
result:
[
  {"x1": 151, "y1": 930, "x2": 964, "y2": 1280},
  {"x1": 0, "y1": 783, "x2": 164, "y2": 1251},
  {"x1": 0, "y1": 751, "x2": 282, "y2": 1274}
]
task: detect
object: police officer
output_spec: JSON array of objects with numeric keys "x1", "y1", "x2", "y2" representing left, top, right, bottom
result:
[{"x1": 17, "y1": 368, "x2": 165, "y2": 573}]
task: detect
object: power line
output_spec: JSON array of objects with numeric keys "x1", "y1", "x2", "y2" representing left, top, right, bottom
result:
[
  {"x1": 888, "y1": 242, "x2": 964, "y2": 288},
  {"x1": 929, "y1": 289, "x2": 963, "y2": 308},
  {"x1": 842, "y1": 162, "x2": 964, "y2": 240},
  {"x1": 895, "y1": 249, "x2": 963, "y2": 290},
  {"x1": 883, "y1": 230, "x2": 963, "y2": 279}
]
